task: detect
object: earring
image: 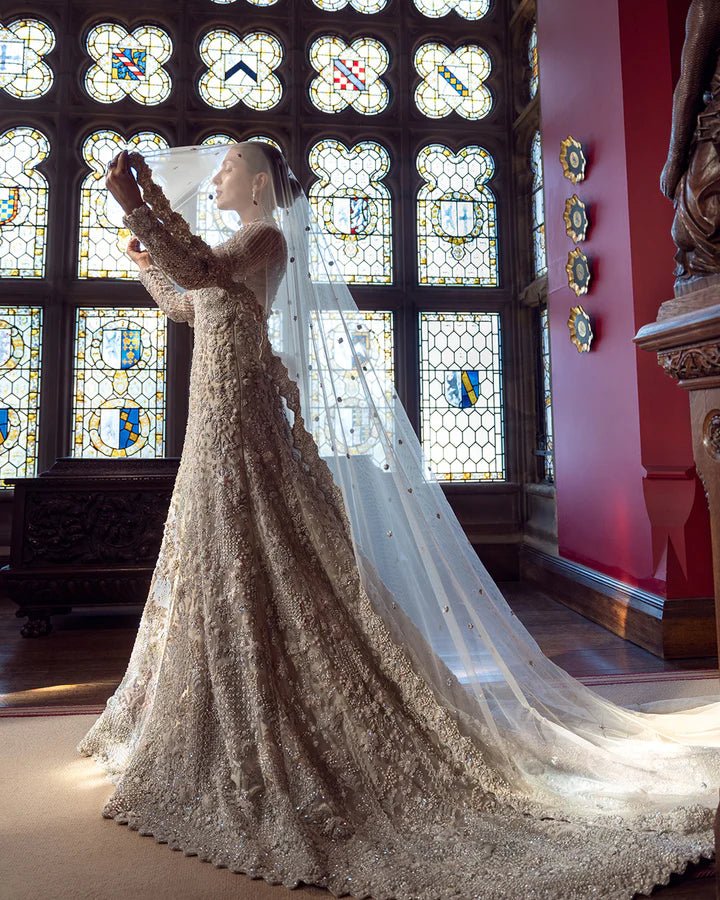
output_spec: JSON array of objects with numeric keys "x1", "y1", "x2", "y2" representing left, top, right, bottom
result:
[{"x1": 252, "y1": 185, "x2": 258, "y2": 206}]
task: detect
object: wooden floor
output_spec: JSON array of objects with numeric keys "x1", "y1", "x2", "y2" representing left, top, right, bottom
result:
[
  {"x1": 1, "y1": 581, "x2": 716, "y2": 709},
  {"x1": 0, "y1": 582, "x2": 717, "y2": 897}
]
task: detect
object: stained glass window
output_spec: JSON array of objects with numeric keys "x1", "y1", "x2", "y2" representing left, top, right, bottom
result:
[
  {"x1": 419, "y1": 312, "x2": 504, "y2": 481},
  {"x1": 84, "y1": 24, "x2": 172, "y2": 105},
  {"x1": 72, "y1": 307, "x2": 168, "y2": 459},
  {"x1": 199, "y1": 133, "x2": 234, "y2": 148},
  {"x1": 202, "y1": 133, "x2": 283, "y2": 150},
  {"x1": 539, "y1": 307, "x2": 554, "y2": 482},
  {"x1": 0, "y1": 127, "x2": 49, "y2": 279},
  {"x1": 312, "y1": 0, "x2": 388, "y2": 11},
  {"x1": 308, "y1": 140, "x2": 392, "y2": 285},
  {"x1": 416, "y1": 144, "x2": 498, "y2": 286},
  {"x1": 0, "y1": 307, "x2": 42, "y2": 487},
  {"x1": 412, "y1": 0, "x2": 490, "y2": 20},
  {"x1": 414, "y1": 43, "x2": 492, "y2": 120},
  {"x1": 308, "y1": 36, "x2": 389, "y2": 115},
  {"x1": 78, "y1": 130, "x2": 169, "y2": 280},
  {"x1": 198, "y1": 30, "x2": 283, "y2": 110},
  {"x1": 0, "y1": 19, "x2": 55, "y2": 99},
  {"x1": 308, "y1": 311, "x2": 395, "y2": 464},
  {"x1": 529, "y1": 22, "x2": 539, "y2": 99},
  {"x1": 531, "y1": 130, "x2": 547, "y2": 279},
  {"x1": 247, "y1": 135, "x2": 282, "y2": 151}
]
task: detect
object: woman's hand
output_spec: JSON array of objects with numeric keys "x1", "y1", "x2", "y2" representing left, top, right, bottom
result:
[
  {"x1": 126, "y1": 237, "x2": 153, "y2": 271},
  {"x1": 106, "y1": 149, "x2": 145, "y2": 215}
]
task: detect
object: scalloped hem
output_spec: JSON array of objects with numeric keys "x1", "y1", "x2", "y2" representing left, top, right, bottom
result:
[
  {"x1": 103, "y1": 810, "x2": 364, "y2": 898},
  {"x1": 630, "y1": 850, "x2": 715, "y2": 898},
  {"x1": 100, "y1": 803, "x2": 716, "y2": 899},
  {"x1": 82, "y1": 743, "x2": 717, "y2": 900}
]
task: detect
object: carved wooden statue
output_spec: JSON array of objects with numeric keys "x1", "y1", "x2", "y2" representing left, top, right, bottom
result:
[{"x1": 661, "y1": 0, "x2": 720, "y2": 294}]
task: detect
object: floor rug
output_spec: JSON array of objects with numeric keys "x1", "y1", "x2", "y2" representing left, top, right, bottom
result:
[{"x1": 1, "y1": 697, "x2": 717, "y2": 899}]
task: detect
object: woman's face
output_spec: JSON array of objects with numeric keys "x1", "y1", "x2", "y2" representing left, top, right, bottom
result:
[{"x1": 211, "y1": 148, "x2": 252, "y2": 211}]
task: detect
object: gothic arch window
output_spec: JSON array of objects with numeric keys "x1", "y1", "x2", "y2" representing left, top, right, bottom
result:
[
  {"x1": 78, "y1": 129, "x2": 169, "y2": 280},
  {"x1": 0, "y1": 1, "x2": 513, "y2": 488},
  {"x1": 0, "y1": 18, "x2": 55, "y2": 99},
  {"x1": 512, "y1": 7, "x2": 554, "y2": 486},
  {"x1": 528, "y1": 21, "x2": 539, "y2": 99},
  {"x1": 0, "y1": 126, "x2": 50, "y2": 278},
  {"x1": 530, "y1": 130, "x2": 547, "y2": 279}
]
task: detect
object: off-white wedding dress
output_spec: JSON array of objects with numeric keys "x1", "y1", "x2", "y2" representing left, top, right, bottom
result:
[{"x1": 77, "y1": 173, "x2": 719, "y2": 900}]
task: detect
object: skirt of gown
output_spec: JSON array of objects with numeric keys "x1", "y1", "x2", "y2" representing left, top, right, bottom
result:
[{"x1": 77, "y1": 284, "x2": 716, "y2": 900}]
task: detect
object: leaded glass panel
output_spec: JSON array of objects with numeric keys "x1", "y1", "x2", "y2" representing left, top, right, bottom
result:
[
  {"x1": 0, "y1": 306, "x2": 42, "y2": 487},
  {"x1": 78, "y1": 130, "x2": 169, "y2": 280},
  {"x1": 539, "y1": 306, "x2": 554, "y2": 482},
  {"x1": 531, "y1": 130, "x2": 547, "y2": 279},
  {"x1": 0, "y1": 19, "x2": 54, "y2": 99},
  {"x1": 529, "y1": 22, "x2": 539, "y2": 99},
  {"x1": 419, "y1": 311, "x2": 504, "y2": 481},
  {"x1": 200, "y1": 133, "x2": 282, "y2": 149},
  {"x1": 84, "y1": 23, "x2": 172, "y2": 105},
  {"x1": 0, "y1": 127, "x2": 49, "y2": 278},
  {"x1": 308, "y1": 36, "x2": 389, "y2": 115},
  {"x1": 201, "y1": 133, "x2": 237, "y2": 146},
  {"x1": 198, "y1": 29, "x2": 283, "y2": 110},
  {"x1": 414, "y1": 43, "x2": 492, "y2": 120},
  {"x1": 308, "y1": 140, "x2": 392, "y2": 285},
  {"x1": 311, "y1": 0, "x2": 388, "y2": 11},
  {"x1": 412, "y1": 0, "x2": 490, "y2": 20},
  {"x1": 247, "y1": 135, "x2": 282, "y2": 150},
  {"x1": 309, "y1": 311, "x2": 394, "y2": 464},
  {"x1": 72, "y1": 307, "x2": 167, "y2": 459},
  {"x1": 416, "y1": 144, "x2": 498, "y2": 286}
]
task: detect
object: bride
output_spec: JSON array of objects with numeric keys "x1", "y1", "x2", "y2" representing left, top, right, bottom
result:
[{"x1": 77, "y1": 141, "x2": 720, "y2": 899}]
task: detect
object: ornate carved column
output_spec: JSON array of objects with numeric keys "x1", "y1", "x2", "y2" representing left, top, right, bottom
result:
[{"x1": 635, "y1": 285, "x2": 720, "y2": 659}]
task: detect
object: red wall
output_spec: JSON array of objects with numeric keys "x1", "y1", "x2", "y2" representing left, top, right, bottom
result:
[{"x1": 536, "y1": 0, "x2": 713, "y2": 597}]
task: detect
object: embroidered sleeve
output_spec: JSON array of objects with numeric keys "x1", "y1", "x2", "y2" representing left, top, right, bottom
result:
[
  {"x1": 138, "y1": 265, "x2": 195, "y2": 328},
  {"x1": 123, "y1": 204, "x2": 285, "y2": 292}
]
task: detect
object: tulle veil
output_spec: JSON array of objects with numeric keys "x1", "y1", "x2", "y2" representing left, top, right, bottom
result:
[{"x1": 130, "y1": 139, "x2": 720, "y2": 826}]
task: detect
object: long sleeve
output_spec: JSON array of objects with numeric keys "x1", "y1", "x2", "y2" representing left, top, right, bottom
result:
[
  {"x1": 138, "y1": 265, "x2": 195, "y2": 328},
  {"x1": 123, "y1": 204, "x2": 285, "y2": 292}
]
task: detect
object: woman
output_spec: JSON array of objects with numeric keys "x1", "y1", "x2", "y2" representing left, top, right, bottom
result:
[{"x1": 78, "y1": 142, "x2": 720, "y2": 898}]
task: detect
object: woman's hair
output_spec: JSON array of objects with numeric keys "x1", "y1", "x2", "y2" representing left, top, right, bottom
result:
[{"x1": 235, "y1": 141, "x2": 303, "y2": 210}]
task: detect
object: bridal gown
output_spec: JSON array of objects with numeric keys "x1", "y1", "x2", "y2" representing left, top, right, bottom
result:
[{"x1": 77, "y1": 204, "x2": 717, "y2": 900}]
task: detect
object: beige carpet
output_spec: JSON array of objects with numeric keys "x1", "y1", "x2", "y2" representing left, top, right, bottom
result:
[
  {"x1": 0, "y1": 715, "x2": 328, "y2": 900},
  {"x1": 583, "y1": 670, "x2": 720, "y2": 711},
  {"x1": 2, "y1": 676, "x2": 719, "y2": 900}
]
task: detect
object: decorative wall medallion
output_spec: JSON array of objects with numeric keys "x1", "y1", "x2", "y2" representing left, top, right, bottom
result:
[
  {"x1": 566, "y1": 247, "x2": 591, "y2": 295},
  {"x1": 702, "y1": 410, "x2": 720, "y2": 460},
  {"x1": 563, "y1": 194, "x2": 589, "y2": 242},
  {"x1": 560, "y1": 136, "x2": 586, "y2": 183},
  {"x1": 568, "y1": 306, "x2": 593, "y2": 352}
]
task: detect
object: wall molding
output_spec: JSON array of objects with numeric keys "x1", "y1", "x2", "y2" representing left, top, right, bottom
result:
[{"x1": 520, "y1": 546, "x2": 717, "y2": 660}]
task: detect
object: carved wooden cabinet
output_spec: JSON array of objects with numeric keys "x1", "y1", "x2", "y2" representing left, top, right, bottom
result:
[{"x1": 0, "y1": 457, "x2": 178, "y2": 636}]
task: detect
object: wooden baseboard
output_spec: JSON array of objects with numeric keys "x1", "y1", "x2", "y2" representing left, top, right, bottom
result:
[{"x1": 520, "y1": 546, "x2": 717, "y2": 660}]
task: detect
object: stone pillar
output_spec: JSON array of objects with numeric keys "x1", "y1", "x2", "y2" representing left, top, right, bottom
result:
[{"x1": 635, "y1": 286, "x2": 720, "y2": 660}]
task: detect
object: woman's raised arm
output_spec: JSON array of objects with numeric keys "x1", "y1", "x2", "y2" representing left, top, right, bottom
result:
[{"x1": 122, "y1": 203, "x2": 233, "y2": 290}]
